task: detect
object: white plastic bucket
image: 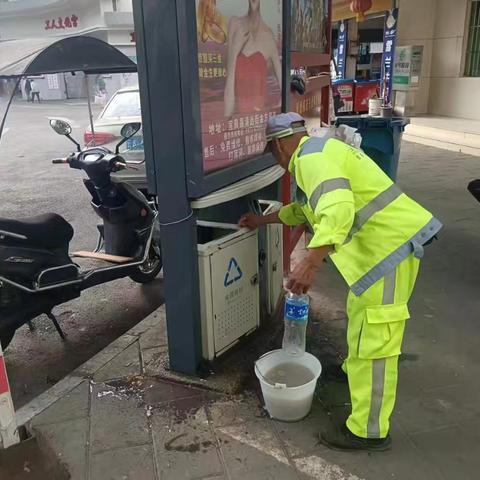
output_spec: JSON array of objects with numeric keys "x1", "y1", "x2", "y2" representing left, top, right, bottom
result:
[
  {"x1": 369, "y1": 98, "x2": 382, "y2": 116},
  {"x1": 255, "y1": 349, "x2": 322, "y2": 422}
]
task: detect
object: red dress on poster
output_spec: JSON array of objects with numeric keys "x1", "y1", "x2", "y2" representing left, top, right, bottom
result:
[
  {"x1": 223, "y1": 1, "x2": 282, "y2": 118},
  {"x1": 234, "y1": 52, "x2": 268, "y2": 113}
]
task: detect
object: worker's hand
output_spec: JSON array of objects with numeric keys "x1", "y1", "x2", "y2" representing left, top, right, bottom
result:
[
  {"x1": 286, "y1": 257, "x2": 320, "y2": 294},
  {"x1": 239, "y1": 213, "x2": 263, "y2": 230}
]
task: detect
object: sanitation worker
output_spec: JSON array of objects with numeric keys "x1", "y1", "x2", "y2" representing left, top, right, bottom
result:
[{"x1": 239, "y1": 112, "x2": 442, "y2": 451}]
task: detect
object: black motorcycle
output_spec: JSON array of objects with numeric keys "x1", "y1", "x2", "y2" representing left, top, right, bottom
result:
[{"x1": 0, "y1": 120, "x2": 162, "y2": 349}]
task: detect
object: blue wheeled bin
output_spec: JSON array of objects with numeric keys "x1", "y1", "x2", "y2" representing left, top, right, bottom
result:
[{"x1": 335, "y1": 116, "x2": 410, "y2": 180}]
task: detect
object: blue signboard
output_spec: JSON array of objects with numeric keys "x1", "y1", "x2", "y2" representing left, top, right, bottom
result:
[
  {"x1": 336, "y1": 21, "x2": 348, "y2": 79},
  {"x1": 381, "y1": 8, "x2": 399, "y2": 106}
]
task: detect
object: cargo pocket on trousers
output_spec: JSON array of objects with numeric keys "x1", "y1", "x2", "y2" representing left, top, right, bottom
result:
[{"x1": 358, "y1": 304, "x2": 410, "y2": 360}]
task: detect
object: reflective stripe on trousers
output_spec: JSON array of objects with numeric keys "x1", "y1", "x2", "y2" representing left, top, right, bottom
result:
[{"x1": 366, "y1": 269, "x2": 395, "y2": 438}]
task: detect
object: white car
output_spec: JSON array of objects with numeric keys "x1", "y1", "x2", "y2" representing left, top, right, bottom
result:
[{"x1": 84, "y1": 85, "x2": 147, "y2": 190}]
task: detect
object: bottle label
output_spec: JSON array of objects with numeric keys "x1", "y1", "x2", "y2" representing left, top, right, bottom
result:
[{"x1": 284, "y1": 301, "x2": 309, "y2": 322}]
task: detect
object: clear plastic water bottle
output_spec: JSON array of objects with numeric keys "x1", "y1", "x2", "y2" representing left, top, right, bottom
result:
[{"x1": 282, "y1": 292, "x2": 309, "y2": 356}]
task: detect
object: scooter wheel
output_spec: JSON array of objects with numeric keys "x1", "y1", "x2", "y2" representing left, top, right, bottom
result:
[
  {"x1": 129, "y1": 245, "x2": 162, "y2": 284},
  {"x1": 0, "y1": 327, "x2": 15, "y2": 350}
]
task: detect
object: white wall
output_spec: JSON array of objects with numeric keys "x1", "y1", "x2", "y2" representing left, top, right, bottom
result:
[
  {"x1": 428, "y1": 0, "x2": 480, "y2": 120},
  {"x1": 0, "y1": 0, "x2": 103, "y2": 40},
  {"x1": 117, "y1": 0, "x2": 132, "y2": 11},
  {"x1": 397, "y1": 0, "x2": 436, "y2": 114},
  {"x1": 100, "y1": 0, "x2": 132, "y2": 13},
  {"x1": 397, "y1": 0, "x2": 480, "y2": 120}
]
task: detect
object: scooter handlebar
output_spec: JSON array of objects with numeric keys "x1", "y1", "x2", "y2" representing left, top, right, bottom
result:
[
  {"x1": 113, "y1": 161, "x2": 127, "y2": 171},
  {"x1": 51, "y1": 158, "x2": 69, "y2": 164}
]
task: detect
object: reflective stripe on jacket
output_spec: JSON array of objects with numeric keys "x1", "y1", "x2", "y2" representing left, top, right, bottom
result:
[{"x1": 279, "y1": 136, "x2": 442, "y2": 296}]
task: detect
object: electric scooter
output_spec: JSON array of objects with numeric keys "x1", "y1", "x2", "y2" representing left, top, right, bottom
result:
[{"x1": 0, "y1": 119, "x2": 162, "y2": 349}]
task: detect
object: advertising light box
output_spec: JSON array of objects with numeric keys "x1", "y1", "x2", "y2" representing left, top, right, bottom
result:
[{"x1": 196, "y1": 0, "x2": 283, "y2": 174}]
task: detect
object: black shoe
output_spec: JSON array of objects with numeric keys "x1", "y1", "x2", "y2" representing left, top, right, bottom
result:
[{"x1": 320, "y1": 423, "x2": 391, "y2": 452}]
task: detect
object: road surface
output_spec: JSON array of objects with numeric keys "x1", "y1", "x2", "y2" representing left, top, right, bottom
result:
[{"x1": 0, "y1": 99, "x2": 163, "y2": 408}]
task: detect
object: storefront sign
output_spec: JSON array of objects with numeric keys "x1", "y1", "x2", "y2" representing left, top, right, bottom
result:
[
  {"x1": 196, "y1": 0, "x2": 283, "y2": 173},
  {"x1": 44, "y1": 15, "x2": 79, "y2": 31},
  {"x1": 336, "y1": 20, "x2": 348, "y2": 79},
  {"x1": 393, "y1": 45, "x2": 423, "y2": 87},
  {"x1": 291, "y1": 0, "x2": 330, "y2": 52},
  {"x1": 380, "y1": 8, "x2": 398, "y2": 106}
]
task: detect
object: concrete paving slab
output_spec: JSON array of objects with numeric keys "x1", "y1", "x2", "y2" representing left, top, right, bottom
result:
[
  {"x1": 272, "y1": 407, "x2": 332, "y2": 459},
  {"x1": 207, "y1": 393, "x2": 266, "y2": 428},
  {"x1": 141, "y1": 345, "x2": 169, "y2": 376},
  {"x1": 128, "y1": 309, "x2": 166, "y2": 336},
  {"x1": 215, "y1": 420, "x2": 295, "y2": 476},
  {"x1": 90, "y1": 444, "x2": 156, "y2": 480},
  {"x1": 93, "y1": 341, "x2": 141, "y2": 382},
  {"x1": 0, "y1": 436, "x2": 70, "y2": 480},
  {"x1": 151, "y1": 406, "x2": 224, "y2": 480},
  {"x1": 30, "y1": 380, "x2": 90, "y2": 427},
  {"x1": 300, "y1": 423, "x2": 443, "y2": 480},
  {"x1": 32, "y1": 417, "x2": 89, "y2": 480},
  {"x1": 138, "y1": 321, "x2": 168, "y2": 350},
  {"x1": 293, "y1": 455, "x2": 363, "y2": 480},
  {"x1": 74, "y1": 334, "x2": 139, "y2": 377},
  {"x1": 90, "y1": 381, "x2": 150, "y2": 453},
  {"x1": 395, "y1": 382, "x2": 480, "y2": 435},
  {"x1": 16, "y1": 375, "x2": 85, "y2": 427},
  {"x1": 409, "y1": 423, "x2": 480, "y2": 480},
  {"x1": 144, "y1": 378, "x2": 207, "y2": 407}
]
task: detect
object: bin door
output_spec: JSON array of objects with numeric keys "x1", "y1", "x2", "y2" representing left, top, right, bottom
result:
[{"x1": 209, "y1": 233, "x2": 260, "y2": 355}]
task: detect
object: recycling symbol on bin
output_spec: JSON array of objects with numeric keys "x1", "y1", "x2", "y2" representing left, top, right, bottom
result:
[{"x1": 224, "y1": 257, "x2": 243, "y2": 287}]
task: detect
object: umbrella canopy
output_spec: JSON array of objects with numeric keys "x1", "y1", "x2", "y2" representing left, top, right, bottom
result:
[{"x1": 0, "y1": 36, "x2": 137, "y2": 78}]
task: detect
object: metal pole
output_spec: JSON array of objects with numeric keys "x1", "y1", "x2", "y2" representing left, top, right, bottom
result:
[
  {"x1": 0, "y1": 341, "x2": 19, "y2": 449},
  {"x1": 134, "y1": 0, "x2": 202, "y2": 374},
  {"x1": 84, "y1": 74, "x2": 96, "y2": 146}
]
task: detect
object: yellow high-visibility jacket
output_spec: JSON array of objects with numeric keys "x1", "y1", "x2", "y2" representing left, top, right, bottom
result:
[{"x1": 279, "y1": 136, "x2": 442, "y2": 296}]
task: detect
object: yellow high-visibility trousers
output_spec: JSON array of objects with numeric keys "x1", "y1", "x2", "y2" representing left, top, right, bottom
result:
[{"x1": 343, "y1": 254, "x2": 420, "y2": 439}]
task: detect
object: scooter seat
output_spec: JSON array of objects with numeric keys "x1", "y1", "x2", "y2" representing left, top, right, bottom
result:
[{"x1": 0, "y1": 213, "x2": 74, "y2": 249}]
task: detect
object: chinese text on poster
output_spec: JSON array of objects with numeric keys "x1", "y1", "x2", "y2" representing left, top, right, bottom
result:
[{"x1": 196, "y1": 0, "x2": 283, "y2": 172}]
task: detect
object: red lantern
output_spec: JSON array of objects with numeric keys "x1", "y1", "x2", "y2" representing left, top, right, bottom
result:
[{"x1": 350, "y1": 0, "x2": 373, "y2": 22}]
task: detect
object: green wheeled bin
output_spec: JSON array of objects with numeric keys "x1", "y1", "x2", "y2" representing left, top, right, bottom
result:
[{"x1": 335, "y1": 116, "x2": 410, "y2": 180}]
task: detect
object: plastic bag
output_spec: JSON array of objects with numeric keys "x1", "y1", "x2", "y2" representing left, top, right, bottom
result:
[{"x1": 309, "y1": 124, "x2": 363, "y2": 149}]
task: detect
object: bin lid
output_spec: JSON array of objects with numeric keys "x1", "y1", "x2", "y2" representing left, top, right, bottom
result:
[
  {"x1": 335, "y1": 115, "x2": 410, "y2": 129},
  {"x1": 332, "y1": 78, "x2": 355, "y2": 85},
  {"x1": 191, "y1": 165, "x2": 284, "y2": 209},
  {"x1": 353, "y1": 80, "x2": 381, "y2": 85}
]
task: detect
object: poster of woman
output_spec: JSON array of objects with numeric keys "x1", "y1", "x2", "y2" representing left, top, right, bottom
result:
[
  {"x1": 196, "y1": 0, "x2": 282, "y2": 173},
  {"x1": 291, "y1": 0, "x2": 329, "y2": 53}
]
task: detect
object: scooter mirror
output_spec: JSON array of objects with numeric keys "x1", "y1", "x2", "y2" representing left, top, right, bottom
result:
[
  {"x1": 120, "y1": 122, "x2": 141, "y2": 140},
  {"x1": 50, "y1": 119, "x2": 72, "y2": 136}
]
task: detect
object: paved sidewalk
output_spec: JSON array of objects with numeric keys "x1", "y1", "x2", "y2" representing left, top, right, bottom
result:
[
  {"x1": 5, "y1": 140, "x2": 480, "y2": 479},
  {"x1": 405, "y1": 114, "x2": 480, "y2": 156}
]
